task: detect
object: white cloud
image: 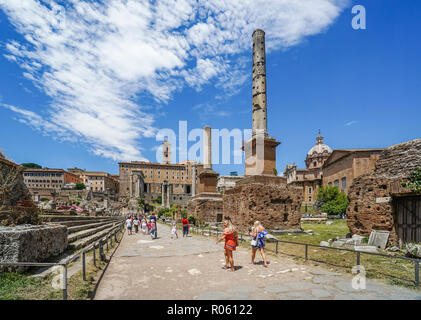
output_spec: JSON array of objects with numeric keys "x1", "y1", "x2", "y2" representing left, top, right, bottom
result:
[
  {"x1": 0, "y1": 0, "x2": 349, "y2": 161},
  {"x1": 345, "y1": 120, "x2": 358, "y2": 127}
]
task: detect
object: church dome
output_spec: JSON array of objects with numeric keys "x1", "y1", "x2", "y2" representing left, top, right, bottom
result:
[{"x1": 307, "y1": 131, "x2": 332, "y2": 156}]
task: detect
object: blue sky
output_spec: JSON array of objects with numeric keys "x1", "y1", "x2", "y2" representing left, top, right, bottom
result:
[{"x1": 0, "y1": 0, "x2": 420, "y2": 176}]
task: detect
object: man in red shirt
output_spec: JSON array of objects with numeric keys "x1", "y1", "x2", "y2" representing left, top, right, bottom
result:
[{"x1": 182, "y1": 217, "x2": 189, "y2": 237}]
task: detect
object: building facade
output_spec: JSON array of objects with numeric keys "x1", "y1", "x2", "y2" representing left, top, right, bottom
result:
[
  {"x1": 322, "y1": 149, "x2": 383, "y2": 194},
  {"x1": 284, "y1": 132, "x2": 332, "y2": 210},
  {"x1": 80, "y1": 171, "x2": 119, "y2": 195},
  {"x1": 119, "y1": 140, "x2": 204, "y2": 208},
  {"x1": 284, "y1": 132, "x2": 384, "y2": 212},
  {"x1": 23, "y1": 168, "x2": 82, "y2": 201},
  {"x1": 67, "y1": 168, "x2": 119, "y2": 195}
]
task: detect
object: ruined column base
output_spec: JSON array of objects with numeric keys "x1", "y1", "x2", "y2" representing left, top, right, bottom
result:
[
  {"x1": 223, "y1": 175, "x2": 303, "y2": 232},
  {"x1": 243, "y1": 136, "x2": 281, "y2": 176},
  {"x1": 187, "y1": 193, "x2": 223, "y2": 224}
]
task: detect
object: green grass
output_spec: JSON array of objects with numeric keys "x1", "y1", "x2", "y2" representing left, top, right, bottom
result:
[
  {"x1": 186, "y1": 219, "x2": 421, "y2": 290},
  {"x1": 276, "y1": 219, "x2": 350, "y2": 244},
  {"x1": 0, "y1": 229, "x2": 124, "y2": 300},
  {"x1": 0, "y1": 272, "x2": 60, "y2": 300}
]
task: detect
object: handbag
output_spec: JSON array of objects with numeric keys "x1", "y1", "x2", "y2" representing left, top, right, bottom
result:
[{"x1": 251, "y1": 238, "x2": 257, "y2": 246}]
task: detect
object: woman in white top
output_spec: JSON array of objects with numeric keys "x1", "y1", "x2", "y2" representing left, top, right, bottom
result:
[
  {"x1": 171, "y1": 222, "x2": 178, "y2": 239},
  {"x1": 249, "y1": 221, "x2": 268, "y2": 267},
  {"x1": 126, "y1": 217, "x2": 133, "y2": 235},
  {"x1": 141, "y1": 218, "x2": 147, "y2": 235}
]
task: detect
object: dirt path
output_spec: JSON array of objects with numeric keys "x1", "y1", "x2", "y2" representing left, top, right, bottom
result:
[{"x1": 94, "y1": 223, "x2": 421, "y2": 300}]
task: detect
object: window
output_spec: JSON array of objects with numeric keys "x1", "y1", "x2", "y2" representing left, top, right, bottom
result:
[
  {"x1": 308, "y1": 187, "x2": 312, "y2": 194},
  {"x1": 309, "y1": 196, "x2": 312, "y2": 202},
  {"x1": 328, "y1": 182, "x2": 332, "y2": 187},
  {"x1": 341, "y1": 177, "x2": 347, "y2": 189},
  {"x1": 334, "y1": 180, "x2": 339, "y2": 187}
]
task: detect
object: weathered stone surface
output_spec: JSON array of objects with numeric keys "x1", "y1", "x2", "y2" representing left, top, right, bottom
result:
[
  {"x1": 404, "y1": 243, "x2": 421, "y2": 258},
  {"x1": 187, "y1": 196, "x2": 223, "y2": 224},
  {"x1": 222, "y1": 175, "x2": 302, "y2": 232},
  {"x1": 354, "y1": 245, "x2": 378, "y2": 254},
  {"x1": 0, "y1": 224, "x2": 68, "y2": 270},
  {"x1": 320, "y1": 241, "x2": 330, "y2": 247},
  {"x1": 0, "y1": 200, "x2": 40, "y2": 227},
  {"x1": 368, "y1": 230, "x2": 389, "y2": 249},
  {"x1": 0, "y1": 157, "x2": 31, "y2": 209},
  {"x1": 347, "y1": 139, "x2": 421, "y2": 244}
]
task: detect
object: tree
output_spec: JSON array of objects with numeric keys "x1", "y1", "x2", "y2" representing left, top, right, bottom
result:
[
  {"x1": 188, "y1": 215, "x2": 196, "y2": 225},
  {"x1": 315, "y1": 186, "x2": 349, "y2": 215},
  {"x1": 75, "y1": 182, "x2": 86, "y2": 190},
  {"x1": 137, "y1": 197, "x2": 145, "y2": 208},
  {"x1": 21, "y1": 163, "x2": 42, "y2": 169},
  {"x1": 155, "y1": 195, "x2": 162, "y2": 204},
  {"x1": 158, "y1": 207, "x2": 170, "y2": 218},
  {"x1": 273, "y1": 168, "x2": 278, "y2": 176}
]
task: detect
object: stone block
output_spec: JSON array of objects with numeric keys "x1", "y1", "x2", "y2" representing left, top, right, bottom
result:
[
  {"x1": 368, "y1": 230, "x2": 389, "y2": 250},
  {"x1": 320, "y1": 241, "x2": 330, "y2": 247},
  {"x1": 0, "y1": 224, "x2": 68, "y2": 271},
  {"x1": 354, "y1": 245, "x2": 378, "y2": 254},
  {"x1": 331, "y1": 240, "x2": 345, "y2": 248}
]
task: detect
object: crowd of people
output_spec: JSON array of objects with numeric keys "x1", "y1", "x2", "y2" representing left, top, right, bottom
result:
[
  {"x1": 125, "y1": 213, "x2": 269, "y2": 272},
  {"x1": 125, "y1": 213, "x2": 159, "y2": 239}
]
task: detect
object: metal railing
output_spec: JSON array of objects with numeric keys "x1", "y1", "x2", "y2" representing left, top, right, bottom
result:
[
  {"x1": 0, "y1": 221, "x2": 125, "y2": 300},
  {"x1": 186, "y1": 224, "x2": 420, "y2": 287}
]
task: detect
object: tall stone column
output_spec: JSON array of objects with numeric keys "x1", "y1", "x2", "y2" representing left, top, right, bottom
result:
[
  {"x1": 167, "y1": 184, "x2": 171, "y2": 208},
  {"x1": 252, "y1": 29, "x2": 268, "y2": 137},
  {"x1": 161, "y1": 182, "x2": 165, "y2": 206},
  {"x1": 203, "y1": 126, "x2": 212, "y2": 170},
  {"x1": 136, "y1": 176, "x2": 141, "y2": 197},
  {"x1": 192, "y1": 163, "x2": 197, "y2": 196},
  {"x1": 129, "y1": 173, "x2": 133, "y2": 197}
]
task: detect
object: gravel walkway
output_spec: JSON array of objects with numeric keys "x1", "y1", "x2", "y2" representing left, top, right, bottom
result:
[{"x1": 94, "y1": 223, "x2": 421, "y2": 300}]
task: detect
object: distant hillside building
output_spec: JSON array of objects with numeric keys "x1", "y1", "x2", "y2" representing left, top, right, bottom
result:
[
  {"x1": 284, "y1": 132, "x2": 332, "y2": 209},
  {"x1": 322, "y1": 149, "x2": 383, "y2": 194},
  {"x1": 23, "y1": 168, "x2": 82, "y2": 201},
  {"x1": 80, "y1": 171, "x2": 119, "y2": 195},
  {"x1": 118, "y1": 140, "x2": 204, "y2": 208},
  {"x1": 285, "y1": 132, "x2": 384, "y2": 212},
  {"x1": 67, "y1": 168, "x2": 119, "y2": 196}
]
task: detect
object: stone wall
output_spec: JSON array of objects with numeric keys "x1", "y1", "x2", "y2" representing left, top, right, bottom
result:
[
  {"x1": 223, "y1": 175, "x2": 303, "y2": 232},
  {"x1": 187, "y1": 196, "x2": 223, "y2": 224},
  {"x1": 347, "y1": 139, "x2": 421, "y2": 244},
  {"x1": 0, "y1": 224, "x2": 68, "y2": 269},
  {"x1": 0, "y1": 157, "x2": 31, "y2": 208}
]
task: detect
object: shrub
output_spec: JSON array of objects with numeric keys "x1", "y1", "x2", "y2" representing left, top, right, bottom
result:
[
  {"x1": 402, "y1": 167, "x2": 421, "y2": 193},
  {"x1": 315, "y1": 186, "x2": 349, "y2": 215},
  {"x1": 158, "y1": 207, "x2": 170, "y2": 218},
  {"x1": 187, "y1": 215, "x2": 196, "y2": 225},
  {"x1": 75, "y1": 183, "x2": 86, "y2": 190},
  {"x1": 155, "y1": 196, "x2": 162, "y2": 204}
]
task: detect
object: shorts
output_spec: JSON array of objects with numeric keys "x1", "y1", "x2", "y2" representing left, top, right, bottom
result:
[{"x1": 224, "y1": 240, "x2": 237, "y2": 251}]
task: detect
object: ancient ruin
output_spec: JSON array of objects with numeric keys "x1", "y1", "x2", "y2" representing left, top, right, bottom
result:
[
  {"x1": 243, "y1": 29, "x2": 280, "y2": 176},
  {"x1": 0, "y1": 155, "x2": 31, "y2": 211},
  {"x1": 347, "y1": 138, "x2": 421, "y2": 244},
  {"x1": 187, "y1": 126, "x2": 223, "y2": 223},
  {"x1": 222, "y1": 29, "x2": 303, "y2": 232}
]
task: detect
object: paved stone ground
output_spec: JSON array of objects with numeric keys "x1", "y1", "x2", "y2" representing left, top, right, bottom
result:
[{"x1": 94, "y1": 224, "x2": 421, "y2": 300}]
